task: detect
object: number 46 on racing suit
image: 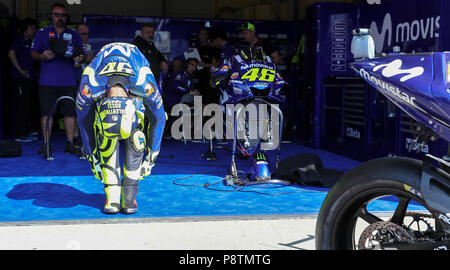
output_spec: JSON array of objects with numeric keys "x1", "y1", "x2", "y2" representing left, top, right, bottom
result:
[{"x1": 76, "y1": 42, "x2": 166, "y2": 214}]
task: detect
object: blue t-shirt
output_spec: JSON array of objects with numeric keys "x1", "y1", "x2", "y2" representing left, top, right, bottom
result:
[
  {"x1": 31, "y1": 25, "x2": 85, "y2": 86},
  {"x1": 10, "y1": 34, "x2": 35, "y2": 79},
  {"x1": 165, "y1": 70, "x2": 193, "y2": 109},
  {"x1": 221, "y1": 42, "x2": 235, "y2": 60}
]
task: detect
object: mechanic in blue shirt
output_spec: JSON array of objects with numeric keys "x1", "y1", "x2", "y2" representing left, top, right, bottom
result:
[
  {"x1": 8, "y1": 18, "x2": 38, "y2": 142},
  {"x1": 76, "y1": 42, "x2": 166, "y2": 214},
  {"x1": 164, "y1": 58, "x2": 200, "y2": 112},
  {"x1": 31, "y1": 2, "x2": 86, "y2": 157}
]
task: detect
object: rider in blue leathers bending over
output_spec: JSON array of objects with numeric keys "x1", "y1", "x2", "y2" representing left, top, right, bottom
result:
[{"x1": 76, "y1": 42, "x2": 166, "y2": 214}]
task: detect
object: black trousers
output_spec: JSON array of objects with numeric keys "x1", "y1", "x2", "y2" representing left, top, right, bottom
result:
[{"x1": 11, "y1": 78, "x2": 38, "y2": 138}]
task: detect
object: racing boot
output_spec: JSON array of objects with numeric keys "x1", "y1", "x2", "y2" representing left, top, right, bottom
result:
[
  {"x1": 103, "y1": 184, "x2": 121, "y2": 214},
  {"x1": 121, "y1": 179, "x2": 139, "y2": 214}
]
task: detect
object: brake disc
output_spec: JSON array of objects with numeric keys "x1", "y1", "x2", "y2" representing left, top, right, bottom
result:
[{"x1": 358, "y1": 221, "x2": 416, "y2": 250}]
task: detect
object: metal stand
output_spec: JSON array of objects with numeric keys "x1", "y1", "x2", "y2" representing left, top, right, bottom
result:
[
  {"x1": 204, "y1": 136, "x2": 217, "y2": 161},
  {"x1": 203, "y1": 124, "x2": 218, "y2": 161},
  {"x1": 228, "y1": 99, "x2": 284, "y2": 185}
]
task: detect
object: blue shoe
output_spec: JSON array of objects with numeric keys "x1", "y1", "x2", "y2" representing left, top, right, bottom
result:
[
  {"x1": 27, "y1": 132, "x2": 40, "y2": 140},
  {"x1": 15, "y1": 138, "x2": 31, "y2": 143},
  {"x1": 15, "y1": 135, "x2": 35, "y2": 142}
]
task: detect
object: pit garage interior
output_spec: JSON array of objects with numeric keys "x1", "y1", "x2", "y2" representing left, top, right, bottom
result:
[{"x1": 0, "y1": 0, "x2": 448, "y2": 251}]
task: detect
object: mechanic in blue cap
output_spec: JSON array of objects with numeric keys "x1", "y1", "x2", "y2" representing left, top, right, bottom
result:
[
  {"x1": 238, "y1": 22, "x2": 281, "y2": 64},
  {"x1": 31, "y1": 2, "x2": 86, "y2": 157},
  {"x1": 76, "y1": 42, "x2": 166, "y2": 214}
]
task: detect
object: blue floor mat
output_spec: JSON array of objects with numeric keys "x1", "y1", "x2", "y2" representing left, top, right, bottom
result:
[
  {"x1": 0, "y1": 136, "x2": 420, "y2": 222},
  {"x1": 0, "y1": 175, "x2": 329, "y2": 222}
]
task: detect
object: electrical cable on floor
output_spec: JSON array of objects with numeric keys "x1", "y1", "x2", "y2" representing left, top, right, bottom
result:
[
  {"x1": 171, "y1": 171, "x2": 328, "y2": 195},
  {"x1": 162, "y1": 148, "x2": 328, "y2": 195}
]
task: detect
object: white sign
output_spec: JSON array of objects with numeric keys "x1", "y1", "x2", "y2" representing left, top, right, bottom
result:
[
  {"x1": 67, "y1": 0, "x2": 81, "y2": 4},
  {"x1": 154, "y1": 31, "x2": 171, "y2": 54}
]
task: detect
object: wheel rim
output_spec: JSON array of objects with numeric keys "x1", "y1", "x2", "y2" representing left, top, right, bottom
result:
[{"x1": 331, "y1": 185, "x2": 443, "y2": 250}]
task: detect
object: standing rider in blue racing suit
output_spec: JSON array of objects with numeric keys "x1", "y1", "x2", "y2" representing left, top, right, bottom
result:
[{"x1": 76, "y1": 42, "x2": 166, "y2": 214}]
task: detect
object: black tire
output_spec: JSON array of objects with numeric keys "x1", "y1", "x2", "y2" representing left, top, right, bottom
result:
[{"x1": 315, "y1": 157, "x2": 438, "y2": 250}]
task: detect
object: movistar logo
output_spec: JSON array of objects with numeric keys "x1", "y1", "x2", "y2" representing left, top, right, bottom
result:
[
  {"x1": 370, "y1": 13, "x2": 440, "y2": 53},
  {"x1": 373, "y1": 59, "x2": 424, "y2": 82},
  {"x1": 359, "y1": 68, "x2": 417, "y2": 106},
  {"x1": 371, "y1": 13, "x2": 392, "y2": 54}
]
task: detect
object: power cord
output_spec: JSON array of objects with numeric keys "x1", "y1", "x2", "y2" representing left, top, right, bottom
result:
[{"x1": 171, "y1": 171, "x2": 327, "y2": 195}]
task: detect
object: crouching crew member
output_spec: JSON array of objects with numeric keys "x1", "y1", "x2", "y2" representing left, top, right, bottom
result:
[{"x1": 76, "y1": 42, "x2": 166, "y2": 214}]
